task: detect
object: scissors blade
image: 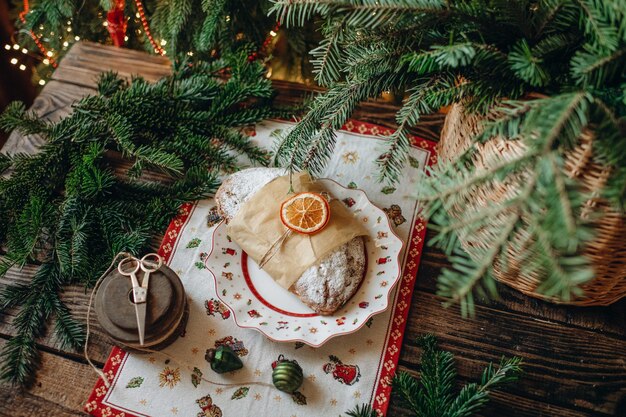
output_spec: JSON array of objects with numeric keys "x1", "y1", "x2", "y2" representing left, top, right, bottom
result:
[{"x1": 134, "y1": 302, "x2": 147, "y2": 346}]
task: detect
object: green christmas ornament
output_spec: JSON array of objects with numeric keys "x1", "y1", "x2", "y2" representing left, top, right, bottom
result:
[
  {"x1": 271, "y1": 355, "x2": 303, "y2": 393},
  {"x1": 205, "y1": 345, "x2": 243, "y2": 374}
]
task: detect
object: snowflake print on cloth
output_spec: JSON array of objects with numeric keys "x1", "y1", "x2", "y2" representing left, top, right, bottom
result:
[
  {"x1": 341, "y1": 151, "x2": 359, "y2": 164},
  {"x1": 196, "y1": 393, "x2": 222, "y2": 417},
  {"x1": 159, "y1": 367, "x2": 181, "y2": 389},
  {"x1": 323, "y1": 355, "x2": 361, "y2": 386}
]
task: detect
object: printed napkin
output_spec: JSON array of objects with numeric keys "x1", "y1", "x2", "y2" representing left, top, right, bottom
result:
[{"x1": 86, "y1": 119, "x2": 437, "y2": 417}]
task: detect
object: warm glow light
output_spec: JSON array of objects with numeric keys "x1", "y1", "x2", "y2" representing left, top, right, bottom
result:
[
  {"x1": 75, "y1": 36, "x2": 80, "y2": 41},
  {"x1": 103, "y1": 21, "x2": 108, "y2": 27},
  {"x1": 10, "y1": 58, "x2": 17, "y2": 64},
  {"x1": 43, "y1": 58, "x2": 50, "y2": 65},
  {"x1": 13, "y1": 44, "x2": 19, "y2": 50},
  {"x1": 269, "y1": 30, "x2": 277, "y2": 37},
  {"x1": 67, "y1": 27, "x2": 72, "y2": 32},
  {"x1": 22, "y1": 48, "x2": 28, "y2": 54},
  {"x1": 136, "y1": 12, "x2": 140, "y2": 18},
  {"x1": 124, "y1": 36, "x2": 129, "y2": 41},
  {"x1": 19, "y1": 64, "x2": 26, "y2": 70},
  {"x1": 63, "y1": 41, "x2": 69, "y2": 47},
  {"x1": 160, "y1": 39, "x2": 167, "y2": 45},
  {"x1": 39, "y1": 80, "x2": 46, "y2": 85},
  {"x1": 46, "y1": 51, "x2": 54, "y2": 57},
  {"x1": 4, "y1": 44, "x2": 10, "y2": 50},
  {"x1": 187, "y1": 51, "x2": 194, "y2": 56}
]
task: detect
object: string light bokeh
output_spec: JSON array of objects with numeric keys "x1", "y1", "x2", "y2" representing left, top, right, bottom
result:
[{"x1": 5, "y1": 0, "x2": 281, "y2": 88}]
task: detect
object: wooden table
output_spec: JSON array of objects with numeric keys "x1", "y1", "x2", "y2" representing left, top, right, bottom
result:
[{"x1": 1, "y1": 42, "x2": 625, "y2": 417}]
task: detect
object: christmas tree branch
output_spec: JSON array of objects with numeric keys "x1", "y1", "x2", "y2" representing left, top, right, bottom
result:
[{"x1": 387, "y1": 334, "x2": 523, "y2": 417}]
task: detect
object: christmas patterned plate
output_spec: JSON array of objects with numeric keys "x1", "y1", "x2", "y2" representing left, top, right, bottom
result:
[{"x1": 205, "y1": 178, "x2": 403, "y2": 346}]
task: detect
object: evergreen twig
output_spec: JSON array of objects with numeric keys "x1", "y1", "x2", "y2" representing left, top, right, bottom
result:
[{"x1": 345, "y1": 334, "x2": 523, "y2": 417}]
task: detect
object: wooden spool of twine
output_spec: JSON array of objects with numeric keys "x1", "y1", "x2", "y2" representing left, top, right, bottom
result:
[
  {"x1": 437, "y1": 103, "x2": 626, "y2": 306},
  {"x1": 94, "y1": 257, "x2": 189, "y2": 352}
]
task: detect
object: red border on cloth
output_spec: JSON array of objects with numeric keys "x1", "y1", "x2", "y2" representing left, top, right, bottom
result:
[{"x1": 85, "y1": 120, "x2": 437, "y2": 417}]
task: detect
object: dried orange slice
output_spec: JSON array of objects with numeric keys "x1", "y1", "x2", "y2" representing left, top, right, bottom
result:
[{"x1": 280, "y1": 192, "x2": 330, "y2": 234}]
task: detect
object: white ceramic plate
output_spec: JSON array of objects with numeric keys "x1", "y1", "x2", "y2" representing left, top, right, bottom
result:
[{"x1": 205, "y1": 179, "x2": 403, "y2": 346}]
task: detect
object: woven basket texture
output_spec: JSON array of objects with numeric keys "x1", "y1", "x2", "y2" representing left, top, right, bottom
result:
[{"x1": 437, "y1": 103, "x2": 626, "y2": 306}]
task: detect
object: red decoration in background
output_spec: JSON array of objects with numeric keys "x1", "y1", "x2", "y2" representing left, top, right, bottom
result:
[
  {"x1": 20, "y1": 0, "x2": 277, "y2": 65},
  {"x1": 107, "y1": 0, "x2": 127, "y2": 47},
  {"x1": 134, "y1": 0, "x2": 165, "y2": 55},
  {"x1": 248, "y1": 21, "x2": 280, "y2": 62},
  {"x1": 20, "y1": 0, "x2": 58, "y2": 68}
]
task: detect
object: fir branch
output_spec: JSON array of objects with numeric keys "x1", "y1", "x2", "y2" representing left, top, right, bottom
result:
[
  {"x1": 575, "y1": 0, "x2": 620, "y2": 52},
  {"x1": 446, "y1": 357, "x2": 523, "y2": 417},
  {"x1": 0, "y1": 102, "x2": 49, "y2": 137},
  {"x1": 388, "y1": 334, "x2": 523, "y2": 417},
  {"x1": 310, "y1": 17, "x2": 347, "y2": 86}
]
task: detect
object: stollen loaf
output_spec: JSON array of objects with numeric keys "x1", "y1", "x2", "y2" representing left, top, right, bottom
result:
[{"x1": 215, "y1": 168, "x2": 367, "y2": 315}]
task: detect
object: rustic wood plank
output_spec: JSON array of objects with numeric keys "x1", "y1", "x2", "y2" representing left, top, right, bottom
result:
[
  {"x1": 0, "y1": 338, "x2": 93, "y2": 417},
  {"x1": 0, "y1": 263, "x2": 115, "y2": 364},
  {"x1": 387, "y1": 375, "x2": 603, "y2": 417},
  {"x1": 2, "y1": 80, "x2": 93, "y2": 155},
  {"x1": 416, "y1": 242, "x2": 626, "y2": 338},
  {"x1": 401, "y1": 290, "x2": 626, "y2": 416},
  {"x1": 52, "y1": 41, "x2": 171, "y2": 88}
]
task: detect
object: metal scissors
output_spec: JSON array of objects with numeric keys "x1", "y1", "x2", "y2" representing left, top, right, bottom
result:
[{"x1": 117, "y1": 253, "x2": 163, "y2": 345}]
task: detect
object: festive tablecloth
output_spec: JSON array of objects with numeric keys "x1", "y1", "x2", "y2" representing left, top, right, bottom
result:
[{"x1": 86, "y1": 119, "x2": 437, "y2": 417}]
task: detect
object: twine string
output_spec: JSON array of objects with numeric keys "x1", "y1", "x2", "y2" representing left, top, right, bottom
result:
[
  {"x1": 258, "y1": 229, "x2": 291, "y2": 268},
  {"x1": 258, "y1": 191, "x2": 335, "y2": 268},
  {"x1": 85, "y1": 251, "x2": 133, "y2": 388},
  {"x1": 85, "y1": 252, "x2": 274, "y2": 391}
]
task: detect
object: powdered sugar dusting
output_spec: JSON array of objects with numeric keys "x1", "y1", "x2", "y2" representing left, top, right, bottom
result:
[
  {"x1": 217, "y1": 167, "x2": 285, "y2": 221},
  {"x1": 295, "y1": 237, "x2": 365, "y2": 313}
]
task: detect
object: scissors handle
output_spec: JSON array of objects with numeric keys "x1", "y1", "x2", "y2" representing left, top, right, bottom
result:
[{"x1": 116, "y1": 253, "x2": 163, "y2": 346}]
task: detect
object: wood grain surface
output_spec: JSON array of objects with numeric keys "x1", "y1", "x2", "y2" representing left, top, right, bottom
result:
[{"x1": 1, "y1": 42, "x2": 624, "y2": 417}]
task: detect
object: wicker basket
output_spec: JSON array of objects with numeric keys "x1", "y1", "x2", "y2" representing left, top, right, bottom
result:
[{"x1": 437, "y1": 103, "x2": 626, "y2": 306}]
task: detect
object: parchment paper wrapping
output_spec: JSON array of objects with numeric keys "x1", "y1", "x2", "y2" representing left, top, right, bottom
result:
[{"x1": 227, "y1": 172, "x2": 368, "y2": 289}]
